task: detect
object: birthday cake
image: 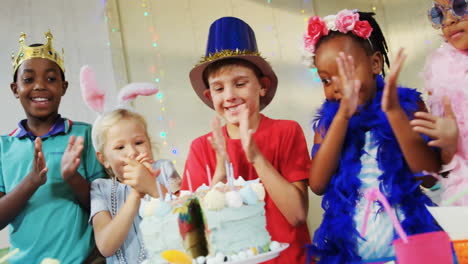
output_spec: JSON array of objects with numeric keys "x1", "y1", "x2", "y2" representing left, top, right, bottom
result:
[{"x1": 139, "y1": 178, "x2": 273, "y2": 263}]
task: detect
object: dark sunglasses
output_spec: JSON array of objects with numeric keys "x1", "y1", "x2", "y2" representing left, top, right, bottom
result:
[{"x1": 428, "y1": 0, "x2": 468, "y2": 29}]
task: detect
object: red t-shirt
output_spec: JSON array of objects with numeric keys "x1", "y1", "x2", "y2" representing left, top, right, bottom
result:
[{"x1": 182, "y1": 115, "x2": 311, "y2": 263}]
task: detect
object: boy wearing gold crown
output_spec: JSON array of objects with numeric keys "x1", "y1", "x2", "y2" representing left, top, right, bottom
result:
[
  {"x1": 0, "y1": 31, "x2": 105, "y2": 263},
  {"x1": 181, "y1": 17, "x2": 312, "y2": 263}
]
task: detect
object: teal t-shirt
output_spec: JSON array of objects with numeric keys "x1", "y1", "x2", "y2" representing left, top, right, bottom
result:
[{"x1": 0, "y1": 117, "x2": 105, "y2": 264}]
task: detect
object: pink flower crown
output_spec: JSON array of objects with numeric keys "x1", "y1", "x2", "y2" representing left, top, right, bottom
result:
[{"x1": 304, "y1": 9, "x2": 373, "y2": 55}]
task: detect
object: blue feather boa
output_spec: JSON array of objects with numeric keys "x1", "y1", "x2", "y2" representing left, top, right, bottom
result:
[{"x1": 308, "y1": 76, "x2": 440, "y2": 264}]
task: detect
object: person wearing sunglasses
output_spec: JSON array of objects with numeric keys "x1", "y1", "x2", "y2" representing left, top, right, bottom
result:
[{"x1": 410, "y1": 0, "x2": 468, "y2": 206}]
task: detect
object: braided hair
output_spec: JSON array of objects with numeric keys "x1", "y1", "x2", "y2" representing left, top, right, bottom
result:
[{"x1": 315, "y1": 12, "x2": 390, "y2": 77}]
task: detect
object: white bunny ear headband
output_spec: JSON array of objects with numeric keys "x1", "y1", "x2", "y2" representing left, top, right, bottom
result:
[{"x1": 80, "y1": 65, "x2": 159, "y2": 151}]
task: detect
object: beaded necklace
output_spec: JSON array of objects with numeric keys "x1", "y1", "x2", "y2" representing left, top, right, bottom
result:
[{"x1": 111, "y1": 177, "x2": 147, "y2": 264}]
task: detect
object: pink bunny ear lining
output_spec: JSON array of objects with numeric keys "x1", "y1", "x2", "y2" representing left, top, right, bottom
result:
[
  {"x1": 118, "y1": 83, "x2": 159, "y2": 104},
  {"x1": 80, "y1": 65, "x2": 106, "y2": 113}
]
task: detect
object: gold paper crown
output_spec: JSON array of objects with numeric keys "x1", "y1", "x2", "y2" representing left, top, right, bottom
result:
[{"x1": 11, "y1": 30, "x2": 65, "y2": 74}]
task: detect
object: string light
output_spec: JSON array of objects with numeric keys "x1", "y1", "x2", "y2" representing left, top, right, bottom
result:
[
  {"x1": 307, "y1": 68, "x2": 320, "y2": 83},
  {"x1": 106, "y1": 1, "x2": 179, "y2": 164},
  {"x1": 102, "y1": 0, "x2": 179, "y2": 166},
  {"x1": 171, "y1": 148, "x2": 178, "y2": 155},
  {"x1": 140, "y1": 0, "x2": 168, "y2": 153},
  {"x1": 371, "y1": 0, "x2": 378, "y2": 12}
]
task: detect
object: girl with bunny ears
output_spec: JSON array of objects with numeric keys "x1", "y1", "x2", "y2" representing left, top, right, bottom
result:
[{"x1": 80, "y1": 66, "x2": 181, "y2": 263}]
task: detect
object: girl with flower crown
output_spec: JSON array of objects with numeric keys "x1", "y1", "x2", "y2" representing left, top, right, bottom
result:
[
  {"x1": 410, "y1": 0, "x2": 468, "y2": 206},
  {"x1": 303, "y1": 10, "x2": 441, "y2": 263}
]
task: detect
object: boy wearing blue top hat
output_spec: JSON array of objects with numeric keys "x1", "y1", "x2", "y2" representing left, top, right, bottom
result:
[
  {"x1": 0, "y1": 31, "x2": 105, "y2": 263},
  {"x1": 181, "y1": 17, "x2": 312, "y2": 263}
]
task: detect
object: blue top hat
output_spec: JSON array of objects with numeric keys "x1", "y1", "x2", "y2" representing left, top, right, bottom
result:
[{"x1": 189, "y1": 17, "x2": 278, "y2": 110}]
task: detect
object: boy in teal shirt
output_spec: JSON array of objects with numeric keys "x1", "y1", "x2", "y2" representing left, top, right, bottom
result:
[{"x1": 0, "y1": 31, "x2": 105, "y2": 263}]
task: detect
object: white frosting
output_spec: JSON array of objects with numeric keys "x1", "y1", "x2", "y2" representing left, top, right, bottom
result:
[
  {"x1": 141, "y1": 198, "x2": 160, "y2": 217},
  {"x1": 206, "y1": 258, "x2": 217, "y2": 264},
  {"x1": 196, "y1": 183, "x2": 210, "y2": 192},
  {"x1": 214, "y1": 181, "x2": 225, "y2": 188},
  {"x1": 270, "y1": 241, "x2": 281, "y2": 251},
  {"x1": 231, "y1": 254, "x2": 239, "y2": 261},
  {"x1": 238, "y1": 251, "x2": 247, "y2": 260},
  {"x1": 215, "y1": 252, "x2": 225, "y2": 262},
  {"x1": 196, "y1": 256, "x2": 206, "y2": 264},
  {"x1": 234, "y1": 176, "x2": 246, "y2": 186},
  {"x1": 251, "y1": 183, "x2": 266, "y2": 201},
  {"x1": 203, "y1": 189, "x2": 226, "y2": 210},
  {"x1": 225, "y1": 191, "x2": 243, "y2": 208},
  {"x1": 239, "y1": 186, "x2": 259, "y2": 205},
  {"x1": 179, "y1": 190, "x2": 192, "y2": 197}
]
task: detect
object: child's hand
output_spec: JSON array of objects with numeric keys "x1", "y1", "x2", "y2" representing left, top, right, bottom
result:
[
  {"x1": 134, "y1": 152, "x2": 155, "y2": 173},
  {"x1": 382, "y1": 48, "x2": 406, "y2": 113},
  {"x1": 122, "y1": 157, "x2": 160, "y2": 197},
  {"x1": 239, "y1": 105, "x2": 261, "y2": 163},
  {"x1": 61, "y1": 136, "x2": 84, "y2": 182},
  {"x1": 411, "y1": 98, "x2": 459, "y2": 158},
  {"x1": 129, "y1": 187, "x2": 145, "y2": 199},
  {"x1": 207, "y1": 116, "x2": 229, "y2": 184},
  {"x1": 27, "y1": 137, "x2": 48, "y2": 186},
  {"x1": 334, "y1": 52, "x2": 361, "y2": 119},
  {"x1": 208, "y1": 116, "x2": 230, "y2": 163}
]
